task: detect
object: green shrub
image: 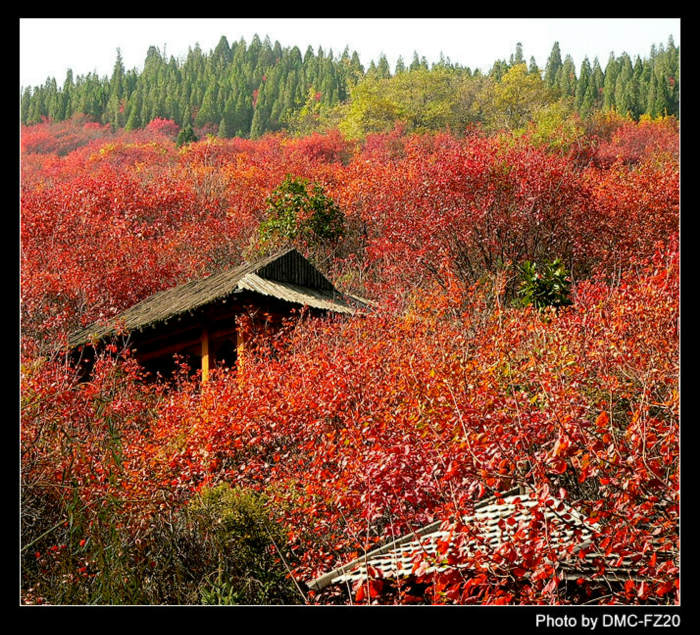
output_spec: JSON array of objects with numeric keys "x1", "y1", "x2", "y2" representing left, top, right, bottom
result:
[
  {"x1": 258, "y1": 175, "x2": 345, "y2": 249},
  {"x1": 176, "y1": 123, "x2": 198, "y2": 147},
  {"x1": 21, "y1": 481, "x2": 301, "y2": 605},
  {"x1": 185, "y1": 483, "x2": 301, "y2": 605},
  {"x1": 516, "y1": 258, "x2": 573, "y2": 309}
]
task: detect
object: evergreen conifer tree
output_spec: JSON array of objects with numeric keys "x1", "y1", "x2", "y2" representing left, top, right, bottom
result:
[
  {"x1": 125, "y1": 89, "x2": 143, "y2": 130},
  {"x1": 218, "y1": 116, "x2": 231, "y2": 138},
  {"x1": 603, "y1": 53, "x2": 619, "y2": 111},
  {"x1": 544, "y1": 42, "x2": 563, "y2": 87},
  {"x1": 510, "y1": 42, "x2": 525, "y2": 66},
  {"x1": 410, "y1": 52, "x2": 422, "y2": 71},
  {"x1": 591, "y1": 58, "x2": 605, "y2": 109},
  {"x1": 20, "y1": 86, "x2": 32, "y2": 124},
  {"x1": 614, "y1": 54, "x2": 636, "y2": 117},
  {"x1": 557, "y1": 55, "x2": 576, "y2": 97},
  {"x1": 376, "y1": 54, "x2": 391, "y2": 79},
  {"x1": 61, "y1": 69, "x2": 75, "y2": 120},
  {"x1": 176, "y1": 123, "x2": 198, "y2": 146},
  {"x1": 528, "y1": 56, "x2": 540, "y2": 76},
  {"x1": 125, "y1": 106, "x2": 141, "y2": 130},
  {"x1": 213, "y1": 35, "x2": 233, "y2": 66},
  {"x1": 575, "y1": 57, "x2": 592, "y2": 112}
]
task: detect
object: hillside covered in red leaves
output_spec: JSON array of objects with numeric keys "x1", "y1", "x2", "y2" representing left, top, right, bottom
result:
[{"x1": 20, "y1": 112, "x2": 678, "y2": 605}]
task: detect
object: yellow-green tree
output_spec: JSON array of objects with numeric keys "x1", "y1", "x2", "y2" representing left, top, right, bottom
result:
[
  {"x1": 338, "y1": 76, "x2": 404, "y2": 139},
  {"x1": 480, "y1": 63, "x2": 554, "y2": 131},
  {"x1": 527, "y1": 99, "x2": 585, "y2": 152},
  {"x1": 287, "y1": 86, "x2": 345, "y2": 136},
  {"x1": 338, "y1": 67, "x2": 484, "y2": 139}
]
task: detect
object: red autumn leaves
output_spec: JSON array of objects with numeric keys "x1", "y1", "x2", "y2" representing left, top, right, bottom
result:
[{"x1": 21, "y1": 115, "x2": 678, "y2": 604}]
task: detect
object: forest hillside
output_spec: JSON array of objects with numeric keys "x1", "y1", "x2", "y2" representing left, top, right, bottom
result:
[
  {"x1": 21, "y1": 35, "x2": 679, "y2": 139},
  {"x1": 20, "y1": 35, "x2": 679, "y2": 606}
]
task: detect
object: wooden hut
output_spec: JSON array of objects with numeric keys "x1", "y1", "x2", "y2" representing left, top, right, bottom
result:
[{"x1": 68, "y1": 248, "x2": 368, "y2": 381}]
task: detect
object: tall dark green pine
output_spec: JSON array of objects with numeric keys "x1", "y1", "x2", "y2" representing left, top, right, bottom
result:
[
  {"x1": 265, "y1": 69, "x2": 284, "y2": 131},
  {"x1": 575, "y1": 57, "x2": 592, "y2": 112},
  {"x1": 213, "y1": 35, "x2": 233, "y2": 67},
  {"x1": 272, "y1": 40, "x2": 283, "y2": 63},
  {"x1": 510, "y1": 42, "x2": 525, "y2": 66},
  {"x1": 591, "y1": 58, "x2": 605, "y2": 109},
  {"x1": 195, "y1": 84, "x2": 220, "y2": 128},
  {"x1": 632, "y1": 56, "x2": 646, "y2": 117},
  {"x1": 376, "y1": 54, "x2": 391, "y2": 79},
  {"x1": 638, "y1": 58, "x2": 653, "y2": 117},
  {"x1": 20, "y1": 86, "x2": 32, "y2": 124},
  {"x1": 27, "y1": 92, "x2": 45, "y2": 125},
  {"x1": 544, "y1": 42, "x2": 563, "y2": 88},
  {"x1": 528, "y1": 56, "x2": 540, "y2": 76},
  {"x1": 180, "y1": 103, "x2": 192, "y2": 128},
  {"x1": 410, "y1": 51, "x2": 422, "y2": 71},
  {"x1": 105, "y1": 92, "x2": 122, "y2": 129},
  {"x1": 614, "y1": 54, "x2": 636, "y2": 117},
  {"x1": 580, "y1": 83, "x2": 596, "y2": 119},
  {"x1": 125, "y1": 90, "x2": 143, "y2": 130},
  {"x1": 556, "y1": 55, "x2": 576, "y2": 98},
  {"x1": 105, "y1": 49, "x2": 126, "y2": 128},
  {"x1": 109, "y1": 49, "x2": 126, "y2": 94},
  {"x1": 646, "y1": 73, "x2": 660, "y2": 117},
  {"x1": 232, "y1": 89, "x2": 253, "y2": 137},
  {"x1": 602, "y1": 53, "x2": 619, "y2": 111},
  {"x1": 139, "y1": 86, "x2": 152, "y2": 127},
  {"x1": 165, "y1": 95, "x2": 180, "y2": 125},
  {"x1": 651, "y1": 69, "x2": 670, "y2": 117},
  {"x1": 664, "y1": 36, "x2": 679, "y2": 117},
  {"x1": 250, "y1": 83, "x2": 270, "y2": 138},
  {"x1": 150, "y1": 86, "x2": 167, "y2": 121},
  {"x1": 45, "y1": 78, "x2": 60, "y2": 121},
  {"x1": 281, "y1": 70, "x2": 298, "y2": 114},
  {"x1": 303, "y1": 45, "x2": 315, "y2": 67},
  {"x1": 80, "y1": 73, "x2": 106, "y2": 121},
  {"x1": 217, "y1": 96, "x2": 235, "y2": 138},
  {"x1": 61, "y1": 69, "x2": 75, "y2": 119},
  {"x1": 218, "y1": 115, "x2": 231, "y2": 138}
]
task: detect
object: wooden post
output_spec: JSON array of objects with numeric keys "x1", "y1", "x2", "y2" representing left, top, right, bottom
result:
[
  {"x1": 236, "y1": 326, "x2": 245, "y2": 370},
  {"x1": 201, "y1": 328, "x2": 210, "y2": 383}
]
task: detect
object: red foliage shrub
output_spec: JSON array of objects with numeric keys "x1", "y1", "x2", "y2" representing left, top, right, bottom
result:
[
  {"x1": 361, "y1": 122, "x2": 410, "y2": 161},
  {"x1": 20, "y1": 165, "x2": 236, "y2": 345},
  {"x1": 145, "y1": 117, "x2": 180, "y2": 138},
  {"x1": 594, "y1": 116, "x2": 679, "y2": 168},
  {"x1": 284, "y1": 129, "x2": 354, "y2": 164},
  {"x1": 21, "y1": 115, "x2": 113, "y2": 156},
  {"x1": 582, "y1": 157, "x2": 679, "y2": 273}
]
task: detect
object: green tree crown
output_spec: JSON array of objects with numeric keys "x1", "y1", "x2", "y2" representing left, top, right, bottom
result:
[{"x1": 258, "y1": 176, "x2": 345, "y2": 248}]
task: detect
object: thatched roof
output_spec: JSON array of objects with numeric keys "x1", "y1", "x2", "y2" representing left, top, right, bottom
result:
[
  {"x1": 68, "y1": 248, "x2": 363, "y2": 349},
  {"x1": 307, "y1": 489, "x2": 657, "y2": 592}
]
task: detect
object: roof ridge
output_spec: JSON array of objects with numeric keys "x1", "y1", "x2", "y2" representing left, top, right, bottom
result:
[
  {"x1": 67, "y1": 247, "x2": 346, "y2": 350},
  {"x1": 306, "y1": 488, "x2": 601, "y2": 592},
  {"x1": 307, "y1": 487, "x2": 530, "y2": 591}
]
